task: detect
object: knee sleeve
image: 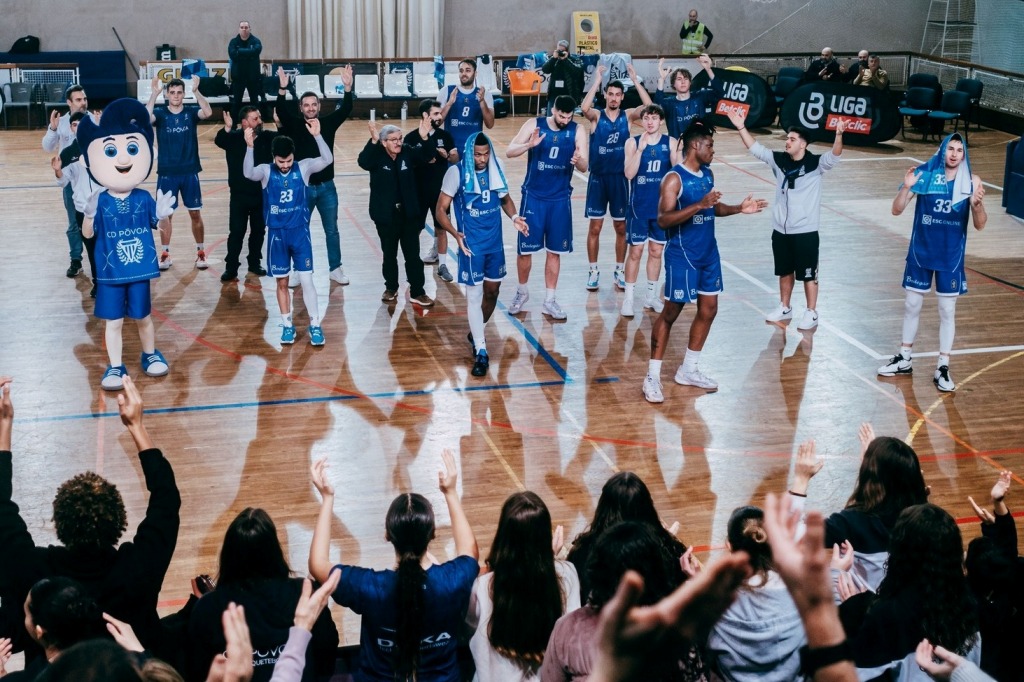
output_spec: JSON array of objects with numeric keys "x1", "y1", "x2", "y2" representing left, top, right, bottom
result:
[
  {"x1": 901, "y1": 291, "x2": 925, "y2": 345},
  {"x1": 937, "y1": 296, "x2": 957, "y2": 354}
]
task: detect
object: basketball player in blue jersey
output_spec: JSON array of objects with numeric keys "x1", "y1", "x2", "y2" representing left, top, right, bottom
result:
[
  {"x1": 878, "y1": 133, "x2": 986, "y2": 392},
  {"x1": 435, "y1": 133, "x2": 529, "y2": 377},
  {"x1": 146, "y1": 75, "x2": 213, "y2": 270},
  {"x1": 505, "y1": 95, "x2": 589, "y2": 320},
  {"x1": 243, "y1": 119, "x2": 333, "y2": 347},
  {"x1": 621, "y1": 104, "x2": 682, "y2": 318},
  {"x1": 581, "y1": 63, "x2": 652, "y2": 291},
  {"x1": 655, "y1": 55, "x2": 724, "y2": 141},
  {"x1": 643, "y1": 120, "x2": 768, "y2": 403}
]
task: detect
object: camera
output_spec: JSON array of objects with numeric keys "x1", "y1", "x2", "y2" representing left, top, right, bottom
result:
[{"x1": 557, "y1": 50, "x2": 567, "y2": 57}]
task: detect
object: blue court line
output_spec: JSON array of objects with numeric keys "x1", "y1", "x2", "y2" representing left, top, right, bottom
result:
[
  {"x1": 422, "y1": 223, "x2": 572, "y2": 382},
  {"x1": 593, "y1": 376, "x2": 619, "y2": 383},
  {"x1": 14, "y1": 379, "x2": 567, "y2": 425}
]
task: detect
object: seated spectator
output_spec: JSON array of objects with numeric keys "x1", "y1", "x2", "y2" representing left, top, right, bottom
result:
[
  {"x1": 541, "y1": 522, "x2": 708, "y2": 681},
  {"x1": 845, "y1": 50, "x2": 870, "y2": 83},
  {"x1": 806, "y1": 48, "x2": 843, "y2": 82},
  {"x1": 852, "y1": 55, "x2": 889, "y2": 90},
  {"x1": 837, "y1": 503, "x2": 980, "y2": 680},
  {"x1": 707, "y1": 506, "x2": 806, "y2": 681},
  {"x1": 788, "y1": 427, "x2": 929, "y2": 591},
  {"x1": 5, "y1": 577, "x2": 107, "y2": 681},
  {"x1": 307, "y1": 451, "x2": 479, "y2": 682},
  {"x1": 0, "y1": 376, "x2": 180, "y2": 659},
  {"x1": 567, "y1": 472, "x2": 688, "y2": 604},
  {"x1": 466, "y1": 491, "x2": 581, "y2": 680},
  {"x1": 187, "y1": 508, "x2": 339, "y2": 681},
  {"x1": 45, "y1": 639, "x2": 146, "y2": 682}
]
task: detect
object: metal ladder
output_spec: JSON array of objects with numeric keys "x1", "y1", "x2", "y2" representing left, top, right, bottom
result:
[{"x1": 920, "y1": 0, "x2": 977, "y2": 62}]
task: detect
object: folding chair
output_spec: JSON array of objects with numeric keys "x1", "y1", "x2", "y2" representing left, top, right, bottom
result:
[
  {"x1": 506, "y1": 69, "x2": 542, "y2": 117},
  {"x1": 295, "y1": 74, "x2": 323, "y2": 99},
  {"x1": 323, "y1": 75, "x2": 347, "y2": 99},
  {"x1": 2, "y1": 82, "x2": 36, "y2": 129},
  {"x1": 927, "y1": 90, "x2": 971, "y2": 144},
  {"x1": 40, "y1": 82, "x2": 71, "y2": 127},
  {"x1": 383, "y1": 73, "x2": 412, "y2": 98},
  {"x1": 413, "y1": 72, "x2": 440, "y2": 98},
  {"x1": 354, "y1": 75, "x2": 382, "y2": 99},
  {"x1": 899, "y1": 87, "x2": 940, "y2": 140},
  {"x1": 954, "y1": 78, "x2": 983, "y2": 131}
]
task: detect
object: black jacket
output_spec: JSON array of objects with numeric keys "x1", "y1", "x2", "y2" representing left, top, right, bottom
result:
[
  {"x1": 357, "y1": 138, "x2": 436, "y2": 224},
  {"x1": 228, "y1": 35, "x2": 263, "y2": 81},
  {"x1": 275, "y1": 93, "x2": 353, "y2": 185},
  {"x1": 214, "y1": 127, "x2": 278, "y2": 197}
]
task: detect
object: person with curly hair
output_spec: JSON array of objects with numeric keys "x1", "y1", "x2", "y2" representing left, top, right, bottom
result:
[{"x1": 0, "y1": 376, "x2": 180, "y2": 660}]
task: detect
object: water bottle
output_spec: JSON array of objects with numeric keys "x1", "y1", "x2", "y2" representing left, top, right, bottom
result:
[
  {"x1": 401, "y1": 101, "x2": 408, "y2": 121},
  {"x1": 370, "y1": 108, "x2": 376, "y2": 123}
]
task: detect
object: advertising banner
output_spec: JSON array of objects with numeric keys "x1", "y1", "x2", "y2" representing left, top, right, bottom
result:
[
  {"x1": 692, "y1": 68, "x2": 776, "y2": 130},
  {"x1": 779, "y1": 82, "x2": 900, "y2": 145}
]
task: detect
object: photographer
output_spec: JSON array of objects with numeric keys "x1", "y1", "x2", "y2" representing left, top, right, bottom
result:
[{"x1": 541, "y1": 39, "x2": 583, "y2": 114}]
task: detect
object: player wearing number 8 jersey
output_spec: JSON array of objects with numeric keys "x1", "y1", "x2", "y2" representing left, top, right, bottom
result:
[
  {"x1": 505, "y1": 95, "x2": 589, "y2": 320},
  {"x1": 878, "y1": 133, "x2": 987, "y2": 392}
]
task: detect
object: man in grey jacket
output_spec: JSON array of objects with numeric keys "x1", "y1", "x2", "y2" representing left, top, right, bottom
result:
[{"x1": 727, "y1": 109, "x2": 844, "y2": 330}]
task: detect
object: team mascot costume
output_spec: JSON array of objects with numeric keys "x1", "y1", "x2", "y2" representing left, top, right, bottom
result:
[{"x1": 78, "y1": 98, "x2": 176, "y2": 390}]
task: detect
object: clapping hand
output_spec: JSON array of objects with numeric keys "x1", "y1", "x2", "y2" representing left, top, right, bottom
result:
[
  {"x1": 739, "y1": 194, "x2": 769, "y2": 214},
  {"x1": 310, "y1": 458, "x2": 335, "y2": 498}
]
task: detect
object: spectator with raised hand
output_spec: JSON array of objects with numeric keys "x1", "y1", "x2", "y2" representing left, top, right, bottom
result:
[
  {"x1": 761, "y1": 493, "x2": 856, "y2": 682},
  {"x1": 308, "y1": 450, "x2": 479, "y2": 682},
  {"x1": 0, "y1": 637, "x2": 12, "y2": 676},
  {"x1": 265, "y1": 573, "x2": 341, "y2": 682},
  {"x1": 466, "y1": 491, "x2": 580, "y2": 680},
  {"x1": 787, "y1": 430, "x2": 928, "y2": 591},
  {"x1": 0, "y1": 376, "x2": 180, "y2": 660},
  {"x1": 914, "y1": 639, "x2": 995, "y2": 682},
  {"x1": 205, "y1": 603, "x2": 254, "y2": 682}
]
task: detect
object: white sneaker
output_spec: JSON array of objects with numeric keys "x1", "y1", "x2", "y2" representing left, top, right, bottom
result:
[
  {"x1": 765, "y1": 303, "x2": 793, "y2": 322},
  {"x1": 422, "y1": 246, "x2": 439, "y2": 264},
  {"x1": 329, "y1": 266, "x2": 350, "y2": 285},
  {"x1": 797, "y1": 309, "x2": 818, "y2": 330},
  {"x1": 613, "y1": 269, "x2": 626, "y2": 290},
  {"x1": 674, "y1": 367, "x2": 719, "y2": 391},
  {"x1": 158, "y1": 252, "x2": 173, "y2": 270},
  {"x1": 195, "y1": 250, "x2": 209, "y2": 270},
  {"x1": 508, "y1": 289, "x2": 529, "y2": 314},
  {"x1": 643, "y1": 374, "x2": 664, "y2": 403},
  {"x1": 586, "y1": 269, "x2": 600, "y2": 291},
  {"x1": 934, "y1": 365, "x2": 956, "y2": 392},
  {"x1": 877, "y1": 353, "x2": 913, "y2": 376},
  {"x1": 621, "y1": 296, "x2": 635, "y2": 318},
  {"x1": 288, "y1": 270, "x2": 300, "y2": 288},
  {"x1": 643, "y1": 296, "x2": 665, "y2": 313},
  {"x1": 542, "y1": 299, "x2": 567, "y2": 320}
]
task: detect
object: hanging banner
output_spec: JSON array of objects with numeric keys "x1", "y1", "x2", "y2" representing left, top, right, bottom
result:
[
  {"x1": 779, "y1": 82, "x2": 901, "y2": 145},
  {"x1": 573, "y1": 12, "x2": 601, "y2": 54}
]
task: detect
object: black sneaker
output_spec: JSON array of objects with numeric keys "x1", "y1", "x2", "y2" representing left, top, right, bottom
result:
[
  {"x1": 220, "y1": 270, "x2": 239, "y2": 282},
  {"x1": 248, "y1": 265, "x2": 267, "y2": 277},
  {"x1": 471, "y1": 349, "x2": 489, "y2": 377},
  {"x1": 934, "y1": 365, "x2": 955, "y2": 392},
  {"x1": 66, "y1": 259, "x2": 82, "y2": 278}
]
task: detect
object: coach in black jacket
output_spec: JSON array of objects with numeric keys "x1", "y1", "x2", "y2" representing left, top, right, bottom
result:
[{"x1": 357, "y1": 123, "x2": 438, "y2": 306}]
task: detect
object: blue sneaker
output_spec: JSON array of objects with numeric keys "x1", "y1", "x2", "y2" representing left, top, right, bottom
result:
[
  {"x1": 613, "y1": 268, "x2": 626, "y2": 290},
  {"x1": 471, "y1": 349, "x2": 489, "y2": 377},
  {"x1": 280, "y1": 325, "x2": 296, "y2": 345},
  {"x1": 586, "y1": 269, "x2": 600, "y2": 291},
  {"x1": 309, "y1": 325, "x2": 325, "y2": 346},
  {"x1": 141, "y1": 349, "x2": 169, "y2": 377},
  {"x1": 101, "y1": 365, "x2": 128, "y2": 391}
]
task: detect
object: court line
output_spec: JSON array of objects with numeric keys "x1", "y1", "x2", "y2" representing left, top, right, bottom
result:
[{"x1": 910, "y1": 345, "x2": 1024, "y2": 358}]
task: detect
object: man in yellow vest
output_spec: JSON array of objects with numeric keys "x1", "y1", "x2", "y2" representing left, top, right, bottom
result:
[{"x1": 680, "y1": 9, "x2": 713, "y2": 55}]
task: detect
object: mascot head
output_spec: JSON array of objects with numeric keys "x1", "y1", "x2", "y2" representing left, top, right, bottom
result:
[{"x1": 77, "y1": 98, "x2": 154, "y2": 193}]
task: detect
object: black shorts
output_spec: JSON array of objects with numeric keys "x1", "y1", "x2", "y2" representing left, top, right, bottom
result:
[{"x1": 772, "y1": 231, "x2": 819, "y2": 281}]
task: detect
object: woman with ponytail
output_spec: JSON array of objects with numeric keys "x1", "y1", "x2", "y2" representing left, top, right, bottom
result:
[
  {"x1": 466, "y1": 491, "x2": 580, "y2": 680},
  {"x1": 308, "y1": 451, "x2": 479, "y2": 682},
  {"x1": 707, "y1": 506, "x2": 806, "y2": 682}
]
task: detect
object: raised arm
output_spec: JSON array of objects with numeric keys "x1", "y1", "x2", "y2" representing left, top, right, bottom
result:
[
  {"x1": 191, "y1": 75, "x2": 212, "y2": 120},
  {"x1": 242, "y1": 128, "x2": 271, "y2": 187},
  {"x1": 439, "y1": 449, "x2": 478, "y2": 559},
  {"x1": 298, "y1": 121, "x2": 333, "y2": 183},
  {"x1": 892, "y1": 167, "x2": 921, "y2": 216},
  {"x1": 146, "y1": 76, "x2": 161, "y2": 122},
  {"x1": 970, "y1": 174, "x2": 987, "y2": 230},
  {"x1": 506, "y1": 117, "x2": 540, "y2": 158},
  {"x1": 581, "y1": 65, "x2": 605, "y2": 122},
  {"x1": 625, "y1": 63, "x2": 653, "y2": 119},
  {"x1": 830, "y1": 119, "x2": 845, "y2": 157},
  {"x1": 308, "y1": 459, "x2": 338, "y2": 583},
  {"x1": 478, "y1": 86, "x2": 495, "y2": 130},
  {"x1": 573, "y1": 123, "x2": 590, "y2": 173},
  {"x1": 42, "y1": 111, "x2": 62, "y2": 152},
  {"x1": 437, "y1": 85, "x2": 458, "y2": 119},
  {"x1": 623, "y1": 135, "x2": 642, "y2": 181},
  {"x1": 656, "y1": 58, "x2": 670, "y2": 93},
  {"x1": 725, "y1": 108, "x2": 755, "y2": 149}
]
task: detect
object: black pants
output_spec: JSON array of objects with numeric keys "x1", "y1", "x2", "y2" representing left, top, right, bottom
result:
[
  {"x1": 75, "y1": 211, "x2": 98, "y2": 281},
  {"x1": 225, "y1": 192, "x2": 266, "y2": 272},
  {"x1": 375, "y1": 213, "x2": 425, "y2": 297},
  {"x1": 230, "y1": 77, "x2": 266, "y2": 123}
]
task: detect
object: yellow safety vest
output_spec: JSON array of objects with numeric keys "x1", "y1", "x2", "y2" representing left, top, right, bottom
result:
[{"x1": 681, "y1": 22, "x2": 706, "y2": 55}]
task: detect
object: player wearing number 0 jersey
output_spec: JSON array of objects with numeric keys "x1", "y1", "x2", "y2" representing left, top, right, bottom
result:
[
  {"x1": 436, "y1": 133, "x2": 529, "y2": 378},
  {"x1": 621, "y1": 104, "x2": 680, "y2": 317},
  {"x1": 504, "y1": 95, "x2": 589, "y2": 320},
  {"x1": 878, "y1": 133, "x2": 987, "y2": 393},
  {"x1": 580, "y1": 63, "x2": 652, "y2": 292},
  {"x1": 642, "y1": 120, "x2": 768, "y2": 404},
  {"x1": 244, "y1": 125, "x2": 333, "y2": 347}
]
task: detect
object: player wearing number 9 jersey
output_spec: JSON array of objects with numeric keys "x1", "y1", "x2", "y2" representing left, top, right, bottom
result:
[{"x1": 878, "y1": 133, "x2": 987, "y2": 392}]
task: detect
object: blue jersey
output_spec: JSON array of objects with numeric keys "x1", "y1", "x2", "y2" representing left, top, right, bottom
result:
[
  {"x1": 92, "y1": 189, "x2": 160, "y2": 284},
  {"x1": 454, "y1": 169, "x2": 505, "y2": 255},
  {"x1": 657, "y1": 80, "x2": 723, "y2": 140},
  {"x1": 264, "y1": 166, "x2": 309, "y2": 230},
  {"x1": 909, "y1": 183, "x2": 970, "y2": 272},
  {"x1": 589, "y1": 110, "x2": 629, "y2": 175},
  {"x1": 629, "y1": 134, "x2": 673, "y2": 220},
  {"x1": 153, "y1": 106, "x2": 202, "y2": 176},
  {"x1": 443, "y1": 86, "x2": 485, "y2": 156},
  {"x1": 522, "y1": 118, "x2": 578, "y2": 201},
  {"x1": 665, "y1": 164, "x2": 718, "y2": 265}
]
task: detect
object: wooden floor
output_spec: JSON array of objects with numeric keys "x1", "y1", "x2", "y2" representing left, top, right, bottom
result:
[{"x1": 1, "y1": 115, "x2": 1022, "y2": 644}]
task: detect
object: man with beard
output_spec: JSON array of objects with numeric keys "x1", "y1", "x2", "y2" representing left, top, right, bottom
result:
[
  {"x1": 580, "y1": 63, "x2": 652, "y2": 292},
  {"x1": 275, "y1": 65, "x2": 354, "y2": 286},
  {"x1": 642, "y1": 120, "x2": 767, "y2": 403},
  {"x1": 404, "y1": 100, "x2": 460, "y2": 282},
  {"x1": 214, "y1": 105, "x2": 278, "y2": 281},
  {"x1": 505, "y1": 95, "x2": 589, "y2": 319},
  {"x1": 655, "y1": 54, "x2": 723, "y2": 141}
]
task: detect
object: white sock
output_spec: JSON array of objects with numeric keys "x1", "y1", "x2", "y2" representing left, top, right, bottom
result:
[
  {"x1": 589, "y1": 262, "x2": 598, "y2": 270},
  {"x1": 682, "y1": 348, "x2": 700, "y2": 373},
  {"x1": 646, "y1": 279, "x2": 657, "y2": 295},
  {"x1": 625, "y1": 282, "x2": 635, "y2": 299},
  {"x1": 781, "y1": 301, "x2": 792, "y2": 312},
  {"x1": 297, "y1": 270, "x2": 320, "y2": 325},
  {"x1": 545, "y1": 288, "x2": 556, "y2": 302},
  {"x1": 937, "y1": 354, "x2": 950, "y2": 368},
  {"x1": 281, "y1": 312, "x2": 293, "y2": 326},
  {"x1": 517, "y1": 284, "x2": 528, "y2": 295},
  {"x1": 438, "y1": 253, "x2": 447, "y2": 268},
  {"x1": 648, "y1": 359, "x2": 662, "y2": 377},
  {"x1": 467, "y1": 286, "x2": 486, "y2": 352},
  {"x1": 196, "y1": 243, "x2": 205, "y2": 251},
  {"x1": 614, "y1": 262, "x2": 623, "y2": 271},
  {"x1": 901, "y1": 345, "x2": 913, "y2": 360}
]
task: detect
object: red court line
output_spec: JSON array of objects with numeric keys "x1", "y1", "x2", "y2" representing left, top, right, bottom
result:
[{"x1": 954, "y1": 510, "x2": 1024, "y2": 525}]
